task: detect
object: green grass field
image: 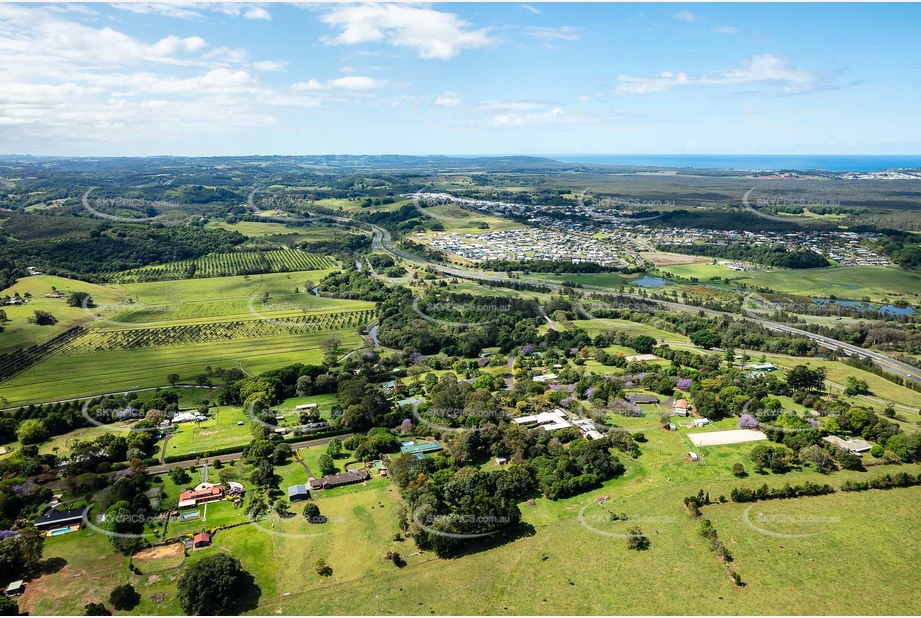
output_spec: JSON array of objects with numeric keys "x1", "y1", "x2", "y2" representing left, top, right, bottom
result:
[
  {"x1": 0, "y1": 329, "x2": 361, "y2": 406},
  {"x1": 0, "y1": 275, "x2": 130, "y2": 355},
  {"x1": 659, "y1": 263, "x2": 921, "y2": 302}
]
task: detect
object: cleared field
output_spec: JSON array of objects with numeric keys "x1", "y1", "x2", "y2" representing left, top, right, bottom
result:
[
  {"x1": 705, "y1": 485, "x2": 921, "y2": 614},
  {"x1": 0, "y1": 275, "x2": 129, "y2": 355},
  {"x1": 641, "y1": 251, "x2": 711, "y2": 267},
  {"x1": 0, "y1": 329, "x2": 361, "y2": 406},
  {"x1": 659, "y1": 263, "x2": 921, "y2": 302},
  {"x1": 120, "y1": 271, "x2": 337, "y2": 306},
  {"x1": 163, "y1": 406, "x2": 253, "y2": 458},
  {"x1": 416, "y1": 203, "x2": 525, "y2": 233},
  {"x1": 108, "y1": 248, "x2": 337, "y2": 283}
]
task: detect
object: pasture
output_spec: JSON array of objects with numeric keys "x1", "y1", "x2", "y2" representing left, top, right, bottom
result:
[
  {"x1": 658, "y1": 263, "x2": 921, "y2": 302},
  {"x1": 0, "y1": 328, "x2": 362, "y2": 406}
]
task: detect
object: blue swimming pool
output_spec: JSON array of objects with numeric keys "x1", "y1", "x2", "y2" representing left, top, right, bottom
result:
[{"x1": 49, "y1": 527, "x2": 73, "y2": 536}]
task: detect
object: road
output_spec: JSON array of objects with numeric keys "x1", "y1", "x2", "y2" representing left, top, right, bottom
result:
[{"x1": 367, "y1": 223, "x2": 921, "y2": 385}]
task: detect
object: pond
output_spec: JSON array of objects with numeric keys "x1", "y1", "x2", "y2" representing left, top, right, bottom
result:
[{"x1": 633, "y1": 275, "x2": 667, "y2": 288}]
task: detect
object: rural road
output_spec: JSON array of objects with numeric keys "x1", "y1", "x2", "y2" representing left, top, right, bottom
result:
[{"x1": 367, "y1": 222, "x2": 921, "y2": 385}]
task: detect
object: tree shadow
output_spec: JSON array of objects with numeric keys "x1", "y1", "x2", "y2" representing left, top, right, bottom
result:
[
  {"x1": 40, "y1": 556, "x2": 67, "y2": 575},
  {"x1": 443, "y1": 522, "x2": 537, "y2": 559},
  {"x1": 224, "y1": 571, "x2": 262, "y2": 615}
]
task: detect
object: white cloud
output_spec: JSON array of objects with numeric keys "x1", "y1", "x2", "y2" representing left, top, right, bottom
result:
[
  {"x1": 525, "y1": 26, "x2": 580, "y2": 42},
  {"x1": 713, "y1": 26, "x2": 738, "y2": 34},
  {"x1": 492, "y1": 106, "x2": 563, "y2": 128},
  {"x1": 616, "y1": 54, "x2": 823, "y2": 95},
  {"x1": 253, "y1": 60, "x2": 288, "y2": 72},
  {"x1": 520, "y1": 4, "x2": 541, "y2": 15},
  {"x1": 673, "y1": 11, "x2": 701, "y2": 23},
  {"x1": 318, "y1": 3, "x2": 495, "y2": 60},
  {"x1": 244, "y1": 7, "x2": 271, "y2": 21},
  {"x1": 292, "y1": 76, "x2": 387, "y2": 91},
  {"x1": 435, "y1": 92, "x2": 462, "y2": 107}
]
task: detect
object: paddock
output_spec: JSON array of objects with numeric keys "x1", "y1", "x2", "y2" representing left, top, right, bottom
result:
[{"x1": 688, "y1": 429, "x2": 768, "y2": 447}]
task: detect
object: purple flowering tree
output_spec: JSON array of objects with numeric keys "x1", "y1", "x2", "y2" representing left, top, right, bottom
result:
[{"x1": 738, "y1": 413, "x2": 759, "y2": 430}]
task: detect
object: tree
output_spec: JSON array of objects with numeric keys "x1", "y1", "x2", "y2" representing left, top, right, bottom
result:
[
  {"x1": 167, "y1": 373, "x2": 180, "y2": 387},
  {"x1": 169, "y1": 467, "x2": 191, "y2": 485},
  {"x1": 273, "y1": 499, "x2": 291, "y2": 517},
  {"x1": 0, "y1": 595, "x2": 18, "y2": 616},
  {"x1": 177, "y1": 554, "x2": 250, "y2": 615},
  {"x1": 109, "y1": 584, "x2": 140, "y2": 611},
  {"x1": 29, "y1": 310, "x2": 57, "y2": 326},
  {"x1": 16, "y1": 419, "x2": 49, "y2": 445},
  {"x1": 17, "y1": 525, "x2": 45, "y2": 574},
  {"x1": 732, "y1": 463, "x2": 746, "y2": 478},
  {"x1": 326, "y1": 438, "x2": 343, "y2": 459},
  {"x1": 632, "y1": 335, "x2": 657, "y2": 354},
  {"x1": 321, "y1": 334, "x2": 342, "y2": 365},
  {"x1": 689, "y1": 329, "x2": 721, "y2": 349},
  {"x1": 303, "y1": 502, "x2": 321, "y2": 522},
  {"x1": 315, "y1": 558, "x2": 332, "y2": 577},
  {"x1": 786, "y1": 365, "x2": 827, "y2": 393},
  {"x1": 317, "y1": 454, "x2": 337, "y2": 476},
  {"x1": 626, "y1": 526, "x2": 650, "y2": 550},
  {"x1": 68, "y1": 292, "x2": 94, "y2": 308},
  {"x1": 84, "y1": 603, "x2": 110, "y2": 616}
]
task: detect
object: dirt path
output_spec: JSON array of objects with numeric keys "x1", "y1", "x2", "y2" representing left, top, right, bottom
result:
[
  {"x1": 504, "y1": 353, "x2": 516, "y2": 389},
  {"x1": 293, "y1": 449, "x2": 316, "y2": 480}
]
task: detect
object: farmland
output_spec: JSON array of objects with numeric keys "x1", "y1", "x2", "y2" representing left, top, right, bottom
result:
[{"x1": 108, "y1": 248, "x2": 337, "y2": 283}]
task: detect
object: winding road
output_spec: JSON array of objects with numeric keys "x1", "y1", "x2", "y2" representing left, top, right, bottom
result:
[{"x1": 366, "y1": 223, "x2": 921, "y2": 385}]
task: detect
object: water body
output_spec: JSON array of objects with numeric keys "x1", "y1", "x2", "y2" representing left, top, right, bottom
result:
[
  {"x1": 814, "y1": 299, "x2": 915, "y2": 315},
  {"x1": 545, "y1": 154, "x2": 921, "y2": 173},
  {"x1": 633, "y1": 275, "x2": 667, "y2": 288}
]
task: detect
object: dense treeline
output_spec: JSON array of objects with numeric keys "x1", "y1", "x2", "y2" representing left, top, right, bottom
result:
[
  {"x1": 657, "y1": 242, "x2": 829, "y2": 269},
  {"x1": 872, "y1": 231, "x2": 921, "y2": 270},
  {"x1": 0, "y1": 215, "x2": 247, "y2": 281},
  {"x1": 477, "y1": 260, "x2": 621, "y2": 274}
]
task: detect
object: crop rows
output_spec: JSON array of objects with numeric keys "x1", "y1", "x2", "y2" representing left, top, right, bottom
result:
[
  {"x1": 58, "y1": 310, "x2": 375, "y2": 354},
  {"x1": 0, "y1": 326, "x2": 88, "y2": 383},
  {"x1": 108, "y1": 248, "x2": 336, "y2": 283}
]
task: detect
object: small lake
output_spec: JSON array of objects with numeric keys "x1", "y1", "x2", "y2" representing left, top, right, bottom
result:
[
  {"x1": 814, "y1": 299, "x2": 915, "y2": 315},
  {"x1": 633, "y1": 276, "x2": 667, "y2": 288}
]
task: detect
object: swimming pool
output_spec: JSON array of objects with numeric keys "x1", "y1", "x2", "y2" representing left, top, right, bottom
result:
[{"x1": 49, "y1": 527, "x2": 73, "y2": 536}]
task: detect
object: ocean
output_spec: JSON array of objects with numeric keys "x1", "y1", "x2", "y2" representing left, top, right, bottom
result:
[{"x1": 543, "y1": 154, "x2": 921, "y2": 173}]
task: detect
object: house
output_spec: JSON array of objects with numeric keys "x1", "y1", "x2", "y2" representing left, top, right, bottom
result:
[
  {"x1": 5, "y1": 580, "x2": 23, "y2": 596},
  {"x1": 193, "y1": 531, "x2": 212, "y2": 549},
  {"x1": 494, "y1": 457, "x2": 508, "y2": 466},
  {"x1": 295, "y1": 403, "x2": 318, "y2": 411},
  {"x1": 287, "y1": 484, "x2": 311, "y2": 502},
  {"x1": 171, "y1": 412, "x2": 206, "y2": 424},
  {"x1": 674, "y1": 399, "x2": 689, "y2": 416},
  {"x1": 178, "y1": 485, "x2": 224, "y2": 508},
  {"x1": 512, "y1": 409, "x2": 571, "y2": 432},
  {"x1": 531, "y1": 373, "x2": 558, "y2": 383},
  {"x1": 33, "y1": 506, "x2": 87, "y2": 531},
  {"x1": 823, "y1": 435, "x2": 873, "y2": 455},
  {"x1": 225, "y1": 482, "x2": 245, "y2": 499},
  {"x1": 309, "y1": 469, "x2": 370, "y2": 490},
  {"x1": 627, "y1": 394, "x2": 660, "y2": 405},
  {"x1": 400, "y1": 440, "x2": 443, "y2": 457},
  {"x1": 585, "y1": 430, "x2": 604, "y2": 440}
]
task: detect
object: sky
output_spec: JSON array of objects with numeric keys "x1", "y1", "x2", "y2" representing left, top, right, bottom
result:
[{"x1": 1, "y1": 2, "x2": 920, "y2": 157}]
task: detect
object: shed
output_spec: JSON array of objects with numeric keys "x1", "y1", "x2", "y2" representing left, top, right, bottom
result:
[
  {"x1": 494, "y1": 457, "x2": 508, "y2": 466},
  {"x1": 287, "y1": 484, "x2": 310, "y2": 502},
  {"x1": 5, "y1": 580, "x2": 23, "y2": 596},
  {"x1": 193, "y1": 531, "x2": 211, "y2": 548},
  {"x1": 688, "y1": 451, "x2": 699, "y2": 462}
]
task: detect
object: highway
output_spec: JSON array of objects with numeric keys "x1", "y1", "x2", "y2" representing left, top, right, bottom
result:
[{"x1": 368, "y1": 223, "x2": 921, "y2": 385}]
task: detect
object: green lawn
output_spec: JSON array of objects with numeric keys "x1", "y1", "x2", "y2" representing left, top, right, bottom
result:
[{"x1": 162, "y1": 407, "x2": 254, "y2": 458}]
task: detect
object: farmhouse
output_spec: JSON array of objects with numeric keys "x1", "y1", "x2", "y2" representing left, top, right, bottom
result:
[
  {"x1": 627, "y1": 394, "x2": 660, "y2": 405},
  {"x1": 512, "y1": 409, "x2": 572, "y2": 432},
  {"x1": 400, "y1": 440, "x2": 444, "y2": 458},
  {"x1": 287, "y1": 484, "x2": 311, "y2": 502},
  {"x1": 178, "y1": 485, "x2": 224, "y2": 508},
  {"x1": 823, "y1": 435, "x2": 873, "y2": 455},
  {"x1": 674, "y1": 399, "x2": 689, "y2": 416},
  {"x1": 309, "y1": 469, "x2": 370, "y2": 490},
  {"x1": 171, "y1": 412, "x2": 206, "y2": 424},
  {"x1": 193, "y1": 531, "x2": 212, "y2": 549},
  {"x1": 33, "y1": 506, "x2": 87, "y2": 531}
]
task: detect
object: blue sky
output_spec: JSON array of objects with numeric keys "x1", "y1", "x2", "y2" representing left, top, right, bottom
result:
[{"x1": 1, "y1": 2, "x2": 919, "y2": 156}]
